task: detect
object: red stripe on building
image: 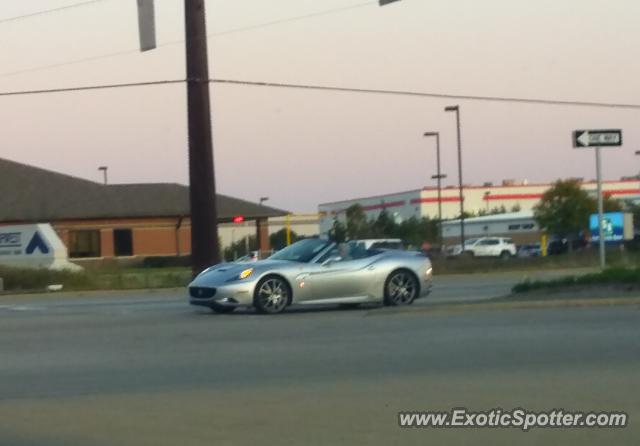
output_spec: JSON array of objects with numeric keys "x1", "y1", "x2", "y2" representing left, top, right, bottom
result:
[
  {"x1": 411, "y1": 197, "x2": 462, "y2": 204},
  {"x1": 361, "y1": 201, "x2": 405, "y2": 211},
  {"x1": 606, "y1": 189, "x2": 640, "y2": 196},
  {"x1": 484, "y1": 193, "x2": 543, "y2": 201}
]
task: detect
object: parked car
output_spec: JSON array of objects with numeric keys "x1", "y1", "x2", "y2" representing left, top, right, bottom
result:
[
  {"x1": 446, "y1": 237, "x2": 517, "y2": 259},
  {"x1": 189, "y1": 238, "x2": 432, "y2": 314},
  {"x1": 517, "y1": 243, "x2": 542, "y2": 258},
  {"x1": 547, "y1": 238, "x2": 588, "y2": 255}
]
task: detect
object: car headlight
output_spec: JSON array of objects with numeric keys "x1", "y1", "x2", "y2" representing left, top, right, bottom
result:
[{"x1": 239, "y1": 268, "x2": 254, "y2": 280}]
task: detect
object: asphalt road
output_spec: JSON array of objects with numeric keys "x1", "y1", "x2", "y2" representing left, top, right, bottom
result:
[{"x1": 1, "y1": 273, "x2": 638, "y2": 445}]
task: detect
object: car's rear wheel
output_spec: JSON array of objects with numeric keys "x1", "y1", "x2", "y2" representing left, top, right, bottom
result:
[
  {"x1": 254, "y1": 276, "x2": 290, "y2": 314},
  {"x1": 384, "y1": 270, "x2": 418, "y2": 306},
  {"x1": 500, "y1": 250, "x2": 512, "y2": 260},
  {"x1": 210, "y1": 303, "x2": 235, "y2": 314}
]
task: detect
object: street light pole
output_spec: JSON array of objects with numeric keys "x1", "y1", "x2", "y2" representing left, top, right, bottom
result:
[
  {"x1": 185, "y1": 0, "x2": 220, "y2": 277},
  {"x1": 445, "y1": 105, "x2": 465, "y2": 251},
  {"x1": 424, "y1": 132, "x2": 446, "y2": 249},
  {"x1": 98, "y1": 166, "x2": 108, "y2": 185}
]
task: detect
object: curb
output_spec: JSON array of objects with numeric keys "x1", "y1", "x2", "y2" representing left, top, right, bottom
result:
[{"x1": 371, "y1": 296, "x2": 640, "y2": 316}]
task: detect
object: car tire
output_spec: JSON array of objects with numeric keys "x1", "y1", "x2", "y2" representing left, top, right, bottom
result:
[
  {"x1": 499, "y1": 251, "x2": 512, "y2": 260},
  {"x1": 462, "y1": 251, "x2": 474, "y2": 258},
  {"x1": 254, "y1": 276, "x2": 290, "y2": 314},
  {"x1": 383, "y1": 270, "x2": 418, "y2": 306},
  {"x1": 210, "y1": 303, "x2": 235, "y2": 314}
]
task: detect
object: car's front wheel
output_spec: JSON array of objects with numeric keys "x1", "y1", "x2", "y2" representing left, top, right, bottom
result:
[
  {"x1": 384, "y1": 270, "x2": 418, "y2": 306},
  {"x1": 254, "y1": 276, "x2": 290, "y2": 314}
]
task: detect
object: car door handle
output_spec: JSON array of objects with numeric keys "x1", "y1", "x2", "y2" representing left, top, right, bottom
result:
[{"x1": 367, "y1": 266, "x2": 376, "y2": 271}]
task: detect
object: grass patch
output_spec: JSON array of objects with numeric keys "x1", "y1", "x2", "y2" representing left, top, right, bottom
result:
[
  {"x1": 512, "y1": 267, "x2": 640, "y2": 293},
  {"x1": 432, "y1": 248, "x2": 640, "y2": 275},
  {"x1": 0, "y1": 265, "x2": 191, "y2": 294}
]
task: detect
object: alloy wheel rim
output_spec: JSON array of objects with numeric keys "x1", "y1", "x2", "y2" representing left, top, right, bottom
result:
[
  {"x1": 258, "y1": 279, "x2": 288, "y2": 311},
  {"x1": 389, "y1": 273, "x2": 416, "y2": 304}
]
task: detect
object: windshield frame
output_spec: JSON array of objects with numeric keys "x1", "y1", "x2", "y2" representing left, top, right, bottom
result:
[{"x1": 268, "y1": 239, "x2": 335, "y2": 263}]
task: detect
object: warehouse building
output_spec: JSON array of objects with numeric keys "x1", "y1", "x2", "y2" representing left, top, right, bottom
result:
[
  {"x1": 0, "y1": 158, "x2": 288, "y2": 262},
  {"x1": 319, "y1": 179, "x2": 640, "y2": 233}
]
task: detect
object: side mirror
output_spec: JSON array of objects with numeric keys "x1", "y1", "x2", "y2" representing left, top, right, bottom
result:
[{"x1": 322, "y1": 256, "x2": 342, "y2": 266}]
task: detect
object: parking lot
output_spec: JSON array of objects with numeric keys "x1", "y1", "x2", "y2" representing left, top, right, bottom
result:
[{"x1": 1, "y1": 273, "x2": 638, "y2": 446}]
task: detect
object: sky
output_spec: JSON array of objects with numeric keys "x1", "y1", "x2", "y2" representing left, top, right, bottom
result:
[{"x1": 1, "y1": 0, "x2": 639, "y2": 212}]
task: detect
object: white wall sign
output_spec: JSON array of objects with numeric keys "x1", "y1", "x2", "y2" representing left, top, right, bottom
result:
[{"x1": 0, "y1": 224, "x2": 82, "y2": 271}]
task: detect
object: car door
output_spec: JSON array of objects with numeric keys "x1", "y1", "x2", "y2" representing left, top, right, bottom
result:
[
  {"x1": 305, "y1": 256, "x2": 381, "y2": 301},
  {"x1": 473, "y1": 239, "x2": 491, "y2": 256}
]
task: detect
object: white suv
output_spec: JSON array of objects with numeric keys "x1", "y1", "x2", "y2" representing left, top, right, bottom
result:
[{"x1": 447, "y1": 237, "x2": 517, "y2": 259}]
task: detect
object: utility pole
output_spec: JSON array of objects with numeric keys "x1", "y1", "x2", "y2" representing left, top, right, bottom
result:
[
  {"x1": 185, "y1": 0, "x2": 220, "y2": 276},
  {"x1": 445, "y1": 105, "x2": 465, "y2": 250}
]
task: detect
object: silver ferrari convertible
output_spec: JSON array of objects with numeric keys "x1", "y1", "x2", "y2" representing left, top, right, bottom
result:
[{"x1": 189, "y1": 238, "x2": 433, "y2": 314}]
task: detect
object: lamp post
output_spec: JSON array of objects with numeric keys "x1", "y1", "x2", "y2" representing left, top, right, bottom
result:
[
  {"x1": 445, "y1": 105, "x2": 465, "y2": 250},
  {"x1": 484, "y1": 191, "x2": 491, "y2": 212},
  {"x1": 98, "y1": 166, "x2": 108, "y2": 185},
  {"x1": 424, "y1": 132, "x2": 446, "y2": 249}
]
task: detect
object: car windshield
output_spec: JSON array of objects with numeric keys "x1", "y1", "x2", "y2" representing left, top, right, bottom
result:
[
  {"x1": 268, "y1": 239, "x2": 332, "y2": 263},
  {"x1": 465, "y1": 238, "x2": 479, "y2": 245}
]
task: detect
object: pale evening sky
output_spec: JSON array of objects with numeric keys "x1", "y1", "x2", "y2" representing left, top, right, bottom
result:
[{"x1": 1, "y1": 0, "x2": 639, "y2": 212}]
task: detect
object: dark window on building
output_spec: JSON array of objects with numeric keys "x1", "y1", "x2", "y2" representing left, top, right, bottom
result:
[
  {"x1": 69, "y1": 230, "x2": 101, "y2": 258},
  {"x1": 508, "y1": 224, "x2": 521, "y2": 231},
  {"x1": 114, "y1": 229, "x2": 133, "y2": 257},
  {"x1": 522, "y1": 223, "x2": 535, "y2": 230}
]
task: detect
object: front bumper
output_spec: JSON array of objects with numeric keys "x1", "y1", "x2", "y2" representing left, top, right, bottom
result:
[
  {"x1": 189, "y1": 280, "x2": 256, "y2": 308},
  {"x1": 417, "y1": 267, "x2": 433, "y2": 299}
]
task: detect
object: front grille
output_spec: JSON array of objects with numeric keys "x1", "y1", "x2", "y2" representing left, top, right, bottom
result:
[{"x1": 189, "y1": 287, "x2": 217, "y2": 299}]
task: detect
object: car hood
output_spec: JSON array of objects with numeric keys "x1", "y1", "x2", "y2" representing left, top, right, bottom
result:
[{"x1": 190, "y1": 259, "x2": 296, "y2": 285}]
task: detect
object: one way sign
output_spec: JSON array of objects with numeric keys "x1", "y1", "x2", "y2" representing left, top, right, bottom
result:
[{"x1": 573, "y1": 129, "x2": 622, "y2": 148}]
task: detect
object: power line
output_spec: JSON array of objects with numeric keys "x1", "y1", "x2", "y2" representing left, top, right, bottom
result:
[
  {"x1": 0, "y1": 79, "x2": 185, "y2": 97},
  {"x1": 210, "y1": 79, "x2": 640, "y2": 110},
  {"x1": 0, "y1": 0, "x2": 108, "y2": 25},
  {"x1": 0, "y1": 1, "x2": 377, "y2": 78},
  {"x1": 1, "y1": 77, "x2": 639, "y2": 111}
]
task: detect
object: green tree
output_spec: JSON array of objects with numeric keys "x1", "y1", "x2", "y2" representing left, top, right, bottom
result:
[
  {"x1": 602, "y1": 195, "x2": 624, "y2": 212},
  {"x1": 269, "y1": 228, "x2": 300, "y2": 251},
  {"x1": 491, "y1": 205, "x2": 507, "y2": 215},
  {"x1": 395, "y1": 217, "x2": 438, "y2": 247},
  {"x1": 328, "y1": 218, "x2": 347, "y2": 243},
  {"x1": 223, "y1": 235, "x2": 257, "y2": 261},
  {"x1": 345, "y1": 204, "x2": 371, "y2": 239},
  {"x1": 511, "y1": 203, "x2": 522, "y2": 212},
  {"x1": 534, "y1": 179, "x2": 622, "y2": 240},
  {"x1": 371, "y1": 208, "x2": 397, "y2": 237}
]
